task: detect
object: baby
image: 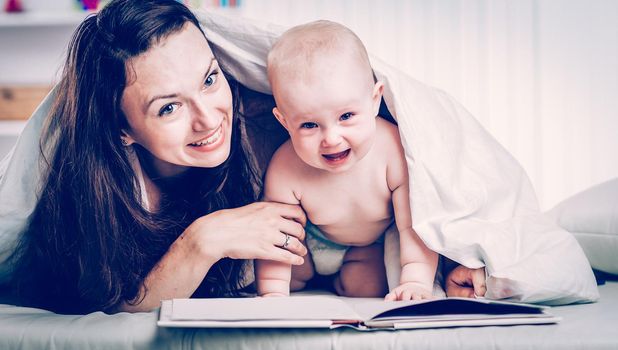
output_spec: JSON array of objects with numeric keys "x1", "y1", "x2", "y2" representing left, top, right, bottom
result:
[{"x1": 256, "y1": 20, "x2": 438, "y2": 300}]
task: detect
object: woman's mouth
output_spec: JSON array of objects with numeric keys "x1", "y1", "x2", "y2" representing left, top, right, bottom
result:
[
  {"x1": 322, "y1": 149, "x2": 350, "y2": 164},
  {"x1": 188, "y1": 124, "x2": 224, "y2": 150}
]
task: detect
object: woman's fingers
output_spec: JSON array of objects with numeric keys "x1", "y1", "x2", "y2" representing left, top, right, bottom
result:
[
  {"x1": 445, "y1": 266, "x2": 486, "y2": 298},
  {"x1": 445, "y1": 266, "x2": 472, "y2": 297},
  {"x1": 445, "y1": 281, "x2": 474, "y2": 298},
  {"x1": 277, "y1": 217, "x2": 306, "y2": 241},
  {"x1": 196, "y1": 201, "x2": 309, "y2": 263},
  {"x1": 268, "y1": 202, "x2": 307, "y2": 227},
  {"x1": 264, "y1": 246, "x2": 304, "y2": 266},
  {"x1": 258, "y1": 202, "x2": 308, "y2": 255},
  {"x1": 277, "y1": 234, "x2": 307, "y2": 257},
  {"x1": 471, "y1": 268, "x2": 487, "y2": 297}
]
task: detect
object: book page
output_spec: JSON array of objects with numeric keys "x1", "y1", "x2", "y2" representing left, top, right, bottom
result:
[
  {"x1": 170, "y1": 295, "x2": 361, "y2": 321},
  {"x1": 343, "y1": 297, "x2": 547, "y2": 321},
  {"x1": 340, "y1": 297, "x2": 419, "y2": 321}
]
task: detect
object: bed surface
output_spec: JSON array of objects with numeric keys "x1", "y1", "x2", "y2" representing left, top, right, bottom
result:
[{"x1": 0, "y1": 281, "x2": 616, "y2": 350}]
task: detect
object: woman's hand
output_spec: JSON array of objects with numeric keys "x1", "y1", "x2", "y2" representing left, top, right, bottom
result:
[
  {"x1": 188, "y1": 201, "x2": 308, "y2": 265},
  {"x1": 119, "y1": 202, "x2": 307, "y2": 312},
  {"x1": 444, "y1": 265, "x2": 487, "y2": 298}
]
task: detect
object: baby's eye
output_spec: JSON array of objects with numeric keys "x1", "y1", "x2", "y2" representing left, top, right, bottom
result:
[
  {"x1": 158, "y1": 103, "x2": 178, "y2": 117},
  {"x1": 340, "y1": 112, "x2": 353, "y2": 121},
  {"x1": 204, "y1": 71, "x2": 219, "y2": 88},
  {"x1": 300, "y1": 122, "x2": 318, "y2": 129}
]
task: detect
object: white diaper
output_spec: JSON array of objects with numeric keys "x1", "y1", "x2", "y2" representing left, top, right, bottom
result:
[{"x1": 305, "y1": 221, "x2": 349, "y2": 276}]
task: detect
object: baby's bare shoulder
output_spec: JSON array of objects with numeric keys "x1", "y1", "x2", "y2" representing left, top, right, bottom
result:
[
  {"x1": 375, "y1": 117, "x2": 408, "y2": 189},
  {"x1": 266, "y1": 140, "x2": 305, "y2": 177},
  {"x1": 375, "y1": 116, "x2": 404, "y2": 153},
  {"x1": 270, "y1": 139, "x2": 295, "y2": 163}
]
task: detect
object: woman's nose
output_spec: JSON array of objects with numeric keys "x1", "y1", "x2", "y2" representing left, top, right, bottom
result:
[{"x1": 191, "y1": 100, "x2": 220, "y2": 132}]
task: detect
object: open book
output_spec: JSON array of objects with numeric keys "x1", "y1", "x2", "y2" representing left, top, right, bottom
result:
[{"x1": 158, "y1": 295, "x2": 560, "y2": 330}]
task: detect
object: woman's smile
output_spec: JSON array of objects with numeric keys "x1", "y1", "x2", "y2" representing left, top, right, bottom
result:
[{"x1": 188, "y1": 123, "x2": 225, "y2": 151}]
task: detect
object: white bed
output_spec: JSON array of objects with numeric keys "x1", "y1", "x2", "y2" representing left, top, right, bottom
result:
[{"x1": 0, "y1": 283, "x2": 616, "y2": 349}]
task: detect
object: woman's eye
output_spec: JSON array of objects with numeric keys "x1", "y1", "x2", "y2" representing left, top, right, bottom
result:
[
  {"x1": 158, "y1": 103, "x2": 178, "y2": 117},
  {"x1": 300, "y1": 122, "x2": 318, "y2": 129},
  {"x1": 340, "y1": 112, "x2": 353, "y2": 121},
  {"x1": 204, "y1": 71, "x2": 219, "y2": 87}
]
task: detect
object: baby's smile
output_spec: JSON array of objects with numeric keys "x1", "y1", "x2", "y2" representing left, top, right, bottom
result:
[{"x1": 321, "y1": 149, "x2": 350, "y2": 164}]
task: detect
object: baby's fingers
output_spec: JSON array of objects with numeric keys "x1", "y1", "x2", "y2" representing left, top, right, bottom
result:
[{"x1": 401, "y1": 289, "x2": 415, "y2": 301}]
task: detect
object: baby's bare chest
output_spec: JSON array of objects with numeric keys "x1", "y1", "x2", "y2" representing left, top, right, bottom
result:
[{"x1": 299, "y1": 167, "x2": 393, "y2": 228}]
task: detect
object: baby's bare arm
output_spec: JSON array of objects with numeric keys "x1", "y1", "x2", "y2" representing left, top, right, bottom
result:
[
  {"x1": 384, "y1": 122, "x2": 438, "y2": 300},
  {"x1": 262, "y1": 142, "x2": 302, "y2": 205},
  {"x1": 256, "y1": 143, "x2": 304, "y2": 297},
  {"x1": 386, "y1": 182, "x2": 439, "y2": 300}
]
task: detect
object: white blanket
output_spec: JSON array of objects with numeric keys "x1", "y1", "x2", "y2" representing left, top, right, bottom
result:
[{"x1": 0, "y1": 11, "x2": 598, "y2": 305}]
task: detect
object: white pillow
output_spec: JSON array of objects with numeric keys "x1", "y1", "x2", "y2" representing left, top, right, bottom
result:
[{"x1": 547, "y1": 178, "x2": 618, "y2": 275}]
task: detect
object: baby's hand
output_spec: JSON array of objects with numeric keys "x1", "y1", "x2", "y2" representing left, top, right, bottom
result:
[{"x1": 384, "y1": 282, "x2": 433, "y2": 301}]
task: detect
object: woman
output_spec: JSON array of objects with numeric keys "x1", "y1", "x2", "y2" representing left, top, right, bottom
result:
[
  {"x1": 10, "y1": 0, "x2": 308, "y2": 314},
  {"x1": 8, "y1": 0, "x2": 483, "y2": 314}
]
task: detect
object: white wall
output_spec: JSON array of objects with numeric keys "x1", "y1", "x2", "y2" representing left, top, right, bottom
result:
[
  {"x1": 1, "y1": 0, "x2": 616, "y2": 209},
  {"x1": 236, "y1": 0, "x2": 618, "y2": 210}
]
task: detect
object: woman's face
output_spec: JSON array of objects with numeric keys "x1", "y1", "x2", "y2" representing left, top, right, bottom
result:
[{"x1": 121, "y1": 23, "x2": 234, "y2": 178}]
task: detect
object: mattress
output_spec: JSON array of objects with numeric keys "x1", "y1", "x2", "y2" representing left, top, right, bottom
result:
[{"x1": 0, "y1": 281, "x2": 616, "y2": 350}]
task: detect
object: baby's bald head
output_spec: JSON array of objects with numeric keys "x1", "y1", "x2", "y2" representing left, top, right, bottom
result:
[{"x1": 267, "y1": 20, "x2": 374, "y2": 96}]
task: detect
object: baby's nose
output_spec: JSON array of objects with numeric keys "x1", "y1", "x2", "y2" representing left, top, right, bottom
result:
[{"x1": 321, "y1": 129, "x2": 342, "y2": 146}]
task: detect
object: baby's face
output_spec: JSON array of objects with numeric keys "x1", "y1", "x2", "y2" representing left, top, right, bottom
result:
[{"x1": 273, "y1": 56, "x2": 382, "y2": 173}]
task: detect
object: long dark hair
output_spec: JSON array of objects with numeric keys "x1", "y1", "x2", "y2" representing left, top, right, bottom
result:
[{"x1": 9, "y1": 0, "x2": 259, "y2": 314}]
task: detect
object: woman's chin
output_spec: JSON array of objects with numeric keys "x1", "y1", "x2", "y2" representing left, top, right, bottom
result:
[{"x1": 187, "y1": 142, "x2": 232, "y2": 168}]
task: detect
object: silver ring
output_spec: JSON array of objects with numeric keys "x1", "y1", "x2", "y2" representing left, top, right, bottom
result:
[{"x1": 282, "y1": 234, "x2": 291, "y2": 249}]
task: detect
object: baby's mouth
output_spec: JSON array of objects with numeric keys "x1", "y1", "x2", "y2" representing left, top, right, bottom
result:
[{"x1": 322, "y1": 149, "x2": 350, "y2": 162}]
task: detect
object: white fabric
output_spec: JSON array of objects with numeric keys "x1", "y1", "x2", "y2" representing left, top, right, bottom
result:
[
  {"x1": 547, "y1": 178, "x2": 618, "y2": 275},
  {"x1": 0, "y1": 88, "x2": 57, "y2": 282},
  {"x1": 0, "y1": 11, "x2": 599, "y2": 304},
  {"x1": 198, "y1": 11, "x2": 598, "y2": 305}
]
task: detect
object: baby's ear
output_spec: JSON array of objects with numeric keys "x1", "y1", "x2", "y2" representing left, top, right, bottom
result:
[
  {"x1": 372, "y1": 81, "x2": 384, "y2": 116},
  {"x1": 272, "y1": 107, "x2": 290, "y2": 131}
]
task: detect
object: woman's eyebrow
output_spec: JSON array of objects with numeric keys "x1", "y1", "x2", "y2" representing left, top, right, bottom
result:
[
  {"x1": 202, "y1": 57, "x2": 217, "y2": 80},
  {"x1": 146, "y1": 93, "x2": 178, "y2": 110},
  {"x1": 145, "y1": 58, "x2": 216, "y2": 110}
]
